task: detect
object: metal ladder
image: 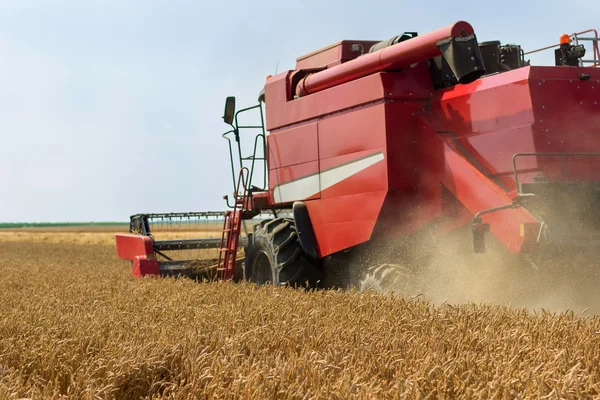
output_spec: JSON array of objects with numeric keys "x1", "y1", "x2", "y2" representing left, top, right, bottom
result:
[{"x1": 217, "y1": 167, "x2": 250, "y2": 281}]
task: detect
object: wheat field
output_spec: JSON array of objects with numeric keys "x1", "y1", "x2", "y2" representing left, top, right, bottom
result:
[{"x1": 1, "y1": 234, "x2": 600, "y2": 399}]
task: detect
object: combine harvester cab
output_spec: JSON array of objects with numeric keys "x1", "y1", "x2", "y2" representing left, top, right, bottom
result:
[{"x1": 116, "y1": 23, "x2": 600, "y2": 287}]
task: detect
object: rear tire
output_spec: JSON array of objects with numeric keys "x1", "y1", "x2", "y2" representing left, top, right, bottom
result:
[
  {"x1": 358, "y1": 263, "x2": 412, "y2": 293},
  {"x1": 244, "y1": 218, "x2": 321, "y2": 286}
]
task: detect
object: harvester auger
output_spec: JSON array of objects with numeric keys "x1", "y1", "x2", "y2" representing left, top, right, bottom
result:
[{"x1": 116, "y1": 22, "x2": 600, "y2": 290}]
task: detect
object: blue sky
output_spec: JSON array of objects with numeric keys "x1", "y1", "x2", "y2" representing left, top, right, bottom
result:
[{"x1": 0, "y1": 0, "x2": 597, "y2": 222}]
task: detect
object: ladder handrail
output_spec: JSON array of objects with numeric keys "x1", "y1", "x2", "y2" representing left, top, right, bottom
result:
[
  {"x1": 217, "y1": 167, "x2": 250, "y2": 281},
  {"x1": 221, "y1": 129, "x2": 237, "y2": 193},
  {"x1": 233, "y1": 103, "x2": 267, "y2": 192},
  {"x1": 234, "y1": 167, "x2": 250, "y2": 207},
  {"x1": 221, "y1": 103, "x2": 267, "y2": 207}
]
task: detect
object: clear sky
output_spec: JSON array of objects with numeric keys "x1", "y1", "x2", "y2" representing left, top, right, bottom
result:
[{"x1": 0, "y1": 0, "x2": 597, "y2": 222}]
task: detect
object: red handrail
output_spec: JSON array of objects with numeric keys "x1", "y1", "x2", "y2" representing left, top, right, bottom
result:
[{"x1": 216, "y1": 167, "x2": 250, "y2": 281}]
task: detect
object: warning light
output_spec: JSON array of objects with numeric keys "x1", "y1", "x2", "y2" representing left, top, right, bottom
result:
[{"x1": 559, "y1": 34, "x2": 571, "y2": 45}]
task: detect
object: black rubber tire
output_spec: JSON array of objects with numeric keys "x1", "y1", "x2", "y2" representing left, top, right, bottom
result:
[{"x1": 244, "y1": 218, "x2": 320, "y2": 286}]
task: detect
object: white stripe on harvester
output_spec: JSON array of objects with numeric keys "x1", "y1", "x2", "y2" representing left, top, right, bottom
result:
[{"x1": 272, "y1": 152, "x2": 384, "y2": 203}]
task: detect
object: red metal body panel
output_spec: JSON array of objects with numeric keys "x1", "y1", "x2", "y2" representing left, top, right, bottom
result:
[
  {"x1": 131, "y1": 257, "x2": 160, "y2": 278},
  {"x1": 270, "y1": 161, "x2": 320, "y2": 204},
  {"x1": 264, "y1": 58, "x2": 434, "y2": 131},
  {"x1": 265, "y1": 66, "x2": 434, "y2": 256},
  {"x1": 259, "y1": 22, "x2": 600, "y2": 259},
  {"x1": 267, "y1": 123, "x2": 319, "y2": 168},
  {"x1": 307, "y1": 191, "x2": 387, "y2": 256},
  {"x1": 317, "y1": 105, "x2": 387, "y2": 160},
  {"x1": 423, "y1": 121, "x2": 540, "y2": 252},
  {"x1": 430, "y1": 66, "x2": 600, "y2": 189},
  {"x1": 116, "y1": 234, "x2": 154, "y2": 260},
  {"x1": 115, "y1": 234, "x2": 159, "y2": 277}
]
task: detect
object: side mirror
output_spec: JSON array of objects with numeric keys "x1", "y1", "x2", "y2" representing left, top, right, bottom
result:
[{"x1": 223, "y1": 96, "x2": 236, "y2": 125}]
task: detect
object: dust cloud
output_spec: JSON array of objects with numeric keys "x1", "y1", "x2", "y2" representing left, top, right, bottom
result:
[{"x1": 352, "y1": 226, "x2": 600, "y2": 315}]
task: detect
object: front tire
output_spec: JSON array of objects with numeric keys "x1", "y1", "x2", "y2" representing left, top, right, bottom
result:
[{"x1": 244, "y1": 218, "x2": 320, "y2": 286}]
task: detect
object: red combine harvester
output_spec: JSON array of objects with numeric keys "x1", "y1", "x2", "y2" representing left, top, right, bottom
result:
[{"x1": 116, "y1": 22, "x2": 600, "y2": 288}]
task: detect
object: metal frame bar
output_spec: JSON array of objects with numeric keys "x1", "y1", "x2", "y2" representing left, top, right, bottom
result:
[
  {"x1": 473, "y1": 202, "x2": 517, "y2": 222},
  {"x1": 129, "y1": 212, "x2": 227, "y2": 239},
  {"x1": 221, "y1": 129, "x2": 237, "y2": 193},
  {"x1": 131, "y1": 211, "x2": 226, "y2": 219},
  {"x1": 235, "y1": 104, "x2": 267, "y2": 192},
  {"x1": 154, "y1": 238, "x2": 226, "y2": 251},
  {"x1": 221, "y1": 103, "x2": 268, "y2": 206}
]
